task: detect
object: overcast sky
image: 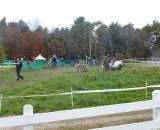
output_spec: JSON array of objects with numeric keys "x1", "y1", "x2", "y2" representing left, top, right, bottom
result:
[{"x1": 0, "y1": 0, "x2": 160, "y2": 29}]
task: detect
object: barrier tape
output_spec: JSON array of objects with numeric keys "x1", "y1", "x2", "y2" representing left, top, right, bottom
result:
[
  {"x1": 3, "y1": 92, "x2": 71, "y2": 99},
  {"x1": 2, "y1": 85, "x2": 160, "y2": 99}
]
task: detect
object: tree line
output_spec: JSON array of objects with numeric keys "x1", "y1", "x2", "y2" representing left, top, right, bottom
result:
[{"x1": 0, "y1": 16, "x2": 160, "y2": 60}]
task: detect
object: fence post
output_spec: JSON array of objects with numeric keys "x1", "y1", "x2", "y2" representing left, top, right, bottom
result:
[
  {"x1": 0, "y1": 94, "x2": 2, "y2": 111},
  {"x1": 23, "y1": 104, "x2": 33, "y2": 130},
  {"x1": 152, "y1": 90, "x2": 160, "y2": 121},
  {"x1": 145, "y1": 82, "x2": 148, "y2": 98},
  {"x1": 71, "y1": 87, "x2": 74, "y2": 107}
]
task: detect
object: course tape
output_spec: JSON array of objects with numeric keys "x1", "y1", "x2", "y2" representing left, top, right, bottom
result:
[{"x1": 2, "y1": 85, "x2": 160, "y2": 99}]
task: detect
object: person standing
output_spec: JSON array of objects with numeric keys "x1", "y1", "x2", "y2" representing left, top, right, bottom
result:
[
  {"x1": 15, "y1": 57, "x2": 24, "y2": 81},
  {"x1": 69, "y1": 55, "x2": 75, "y2": 66},
  {"x1": 51, "y1": 54, "x2": 57, "y2": 68},
  {"x1": 103, "y1": 53, "x2": 110, "y2": 71}
]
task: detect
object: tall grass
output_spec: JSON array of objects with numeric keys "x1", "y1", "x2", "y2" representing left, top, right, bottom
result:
[{"x1": 0, "y1": 64, "x2": 160, "y2": 116}]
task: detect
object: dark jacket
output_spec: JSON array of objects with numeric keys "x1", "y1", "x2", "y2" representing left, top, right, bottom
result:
[{"x1": 15, "y1": 59, "x2": 23, "y2": 71}]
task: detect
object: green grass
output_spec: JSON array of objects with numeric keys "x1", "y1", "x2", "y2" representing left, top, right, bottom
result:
[{"x1": 0, "y1": 63, "x2": 160, "y2": 116}]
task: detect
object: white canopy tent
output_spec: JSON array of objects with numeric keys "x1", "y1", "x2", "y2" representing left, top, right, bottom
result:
[{"x1": 35, "y1": 54, "x2": 46, "y2": 60}]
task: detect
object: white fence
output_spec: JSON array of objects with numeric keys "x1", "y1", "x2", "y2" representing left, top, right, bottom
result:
[
  {"x1": 0, "y1": 90, "x2": 160, "y2": 130},
  {"x1": 129, "y1": 57, "x2": 160, "y2": 63}
]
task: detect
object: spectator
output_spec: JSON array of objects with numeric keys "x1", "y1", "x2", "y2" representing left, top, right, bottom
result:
[
  {"x1": 69, "y1": 55, "x2": 75, "y2": 66},
  {"x1": 15, "y1": 57, "x2": 24, "y2": 81},
  {"x1": 92, "y1": 56, "x2": 96, "y2": 65},
  {"x1": 51, "y1": 54, "x2": 57, "y2": 68}
]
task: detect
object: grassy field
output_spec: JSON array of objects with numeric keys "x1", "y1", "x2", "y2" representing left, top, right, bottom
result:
[{"x1": 0, "y1": 63, "x2": 160, "y2": 117}]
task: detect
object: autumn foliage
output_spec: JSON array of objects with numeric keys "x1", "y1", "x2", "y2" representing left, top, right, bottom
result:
[{"x1": 0, "y1": 17, "x2": 160, "y2": 60}]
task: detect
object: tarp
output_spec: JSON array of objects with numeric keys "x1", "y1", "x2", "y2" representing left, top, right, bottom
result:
[{"x1": 35, "y1": 54, "x2": 46, "y2": 60}]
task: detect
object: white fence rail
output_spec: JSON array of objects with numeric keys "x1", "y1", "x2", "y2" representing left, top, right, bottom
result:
[
  {"x1": 0, "y1": 90, "x2": 160, "y2": 130},
  {"x1": 89, "y1": 120, "x2": 160, "y2": 130},
  {"x1": 0, "y1": 100, "x2": 159, "y2": 128},
  {"x1": 129, "y1": 57, "x2": 160, "y2": 63}
]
